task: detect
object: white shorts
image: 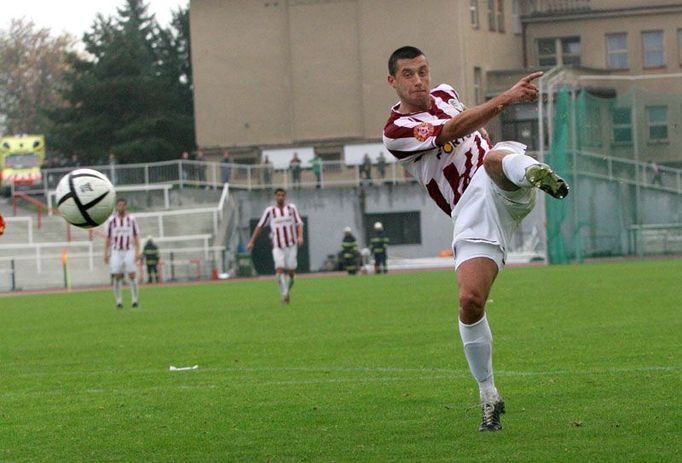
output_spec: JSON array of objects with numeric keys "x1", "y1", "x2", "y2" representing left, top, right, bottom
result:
[
  {"x1": 272, "y1": 245, "x2": 298, "y2": 270},
  {"x1": 452, "y1": 141, "x2": 536, "y2": 270},
  {"x1": 110, "y1": 249, "x2": 137, "y2": 275}
]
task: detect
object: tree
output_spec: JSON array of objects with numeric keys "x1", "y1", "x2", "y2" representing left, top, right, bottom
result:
[
  {"x1": 46, "y1": 0, "x2": 195, "y2": 163},
  {"x1": 0, "y1": 19, "x2": 74, "y2": 135}
]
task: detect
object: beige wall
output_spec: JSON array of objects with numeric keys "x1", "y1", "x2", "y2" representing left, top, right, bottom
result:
[
  {"x1": 191, "y1": 0, "x2": 292, "y2": 147},
  {"x1": 191, "y1": 0, "x2": 523, "y2": 150}
]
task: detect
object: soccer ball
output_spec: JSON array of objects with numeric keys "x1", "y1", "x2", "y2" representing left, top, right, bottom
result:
[{"x1": 55, "y1": 169, "x2": 115, "y2": 228}]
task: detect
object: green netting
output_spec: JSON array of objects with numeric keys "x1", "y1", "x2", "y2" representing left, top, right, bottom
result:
[
  {"x1": 545, "y1": 88, "x2": 571, "y2": 264},
  {"x1": 544, "y1": 83, "x2": 682, "y2": 263}
]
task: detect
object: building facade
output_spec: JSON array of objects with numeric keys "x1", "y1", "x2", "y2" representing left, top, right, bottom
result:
[
  {"x1": 190, "y1": 0, "x2": 523, "y2": 162},
  {"x1": 190, "y1": 0, "x2": 682, "y2": 164}
]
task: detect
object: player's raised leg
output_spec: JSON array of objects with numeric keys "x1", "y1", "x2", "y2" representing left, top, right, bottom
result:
[
  {"x1": 484, "y1": 145, "x2": 569, "y2": 199},
  {"x1": 456, "y1": 253, "x2": 505, "y2": 432}
]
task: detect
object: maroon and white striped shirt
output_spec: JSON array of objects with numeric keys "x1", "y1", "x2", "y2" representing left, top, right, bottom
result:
[
  {"x1": 383, "y1": 83, "x2": 490, "y2": 216},
  {"x1": 106, "y1": 214, "x2": 140, "y2": 251},
  {"x1": 257, "y1": 203, "x2": 303, "y2": 249}
]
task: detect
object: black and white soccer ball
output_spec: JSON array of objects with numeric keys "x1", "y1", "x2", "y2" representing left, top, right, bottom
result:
[{"x1": 55, "y1": 169, "x2": 115, "y2": 228}]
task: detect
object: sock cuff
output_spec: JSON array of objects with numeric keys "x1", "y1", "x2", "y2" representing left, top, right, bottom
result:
[{"x1": 459, "y1": 314, "x2": 488, "y2": 329}]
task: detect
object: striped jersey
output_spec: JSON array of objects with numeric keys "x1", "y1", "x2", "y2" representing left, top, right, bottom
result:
[
  {"x1": 106, "y1": 214, "x2": 140, "y2": 251},
  {"x1": 383, "y1": 83, "x2": 490, "y2": 216},
  {"x1": 257, "y1": 203, "x2": 303, "y2": 249}
]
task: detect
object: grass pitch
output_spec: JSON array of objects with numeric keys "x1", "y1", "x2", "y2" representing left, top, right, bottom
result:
[{"x1": 1, "y1": 259, "x2": 680, "y2": 462}]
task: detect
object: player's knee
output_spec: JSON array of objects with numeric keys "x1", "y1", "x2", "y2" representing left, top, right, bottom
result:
[
  {"x1": 458, "y1": 288, "x2": 486, "y2": 318},
  {"x1": 483, "y1": 150, "x2": 504, "y2": 175}
]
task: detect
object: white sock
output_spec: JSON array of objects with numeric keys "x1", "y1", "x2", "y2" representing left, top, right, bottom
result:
[
  {"x1": 129, "y1": 278, "x2": 138, "y2": 304},
  {"x1": 501, "y1": 152, "x2": 539, "y2": 188},
  {"x1": 113, "y1": 278, "x2": 122, "y2": 304},
  {"x1": 459, "y1": 315, "x2": 499, "y2": 402},
  {"x1": 277, "y1": 274, "x2": 288, "y2": 296}
]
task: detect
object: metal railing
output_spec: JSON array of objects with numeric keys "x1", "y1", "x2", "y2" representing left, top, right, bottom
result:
[{"x1": 39, "y1": 159, "x2": 406, "y2": 195}]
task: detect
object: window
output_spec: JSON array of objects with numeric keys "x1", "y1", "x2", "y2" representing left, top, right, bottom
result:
[
  {"x1": 612, "y1": 107, "x2": 632, "y2": 144},
  {"x1": 496, "y1": 0, "x2": 505, "y2": 33},
  {"x1": 606, "y1": 33, "x2": 628, "y2": 69},
  {"x1": 512, "y1": 0, "x2": 522, "y2": 35},
  {"x1": 561, "y1": 37, "x2": 581, "y2": 65},
  {"x1": 646, "y1": 106, "x2": 668, "y2": 141},
  {"x1": 470, "y1": 0, "x2": 479, "y2": 28},
  {"x1": 642, "y1": 31, "x2": 665, "y2": 68},
  {"x1": 537, "y1": 38, "x2": 557, "y2": 66},
  {"x1": 365, "y1": 212, "x2": 421, "y2": 245},
  {"x1": 487, "y1": 0, "x2": 495, "y2": 31},
  {"x1": 473, "y1": 67, "x2": 482, "y2": 104},
  {"x1": 537, "y1": 37, "x2": 581, "y2": 66}
]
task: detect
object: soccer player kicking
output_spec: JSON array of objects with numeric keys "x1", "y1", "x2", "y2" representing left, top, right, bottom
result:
[
  {"x1": 104, "y1": 198, "x2": 142, "y2": 309},
  {"x1": 383, "y1": 46, "x2": 569, "y2": 431},
  {"x1": 247, "y1": 188, "x2": 304, "y2": 304}
]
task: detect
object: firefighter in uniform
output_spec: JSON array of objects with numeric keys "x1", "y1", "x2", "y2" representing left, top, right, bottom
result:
[
  {"x1": 369, "y1": 221, "x2": 389, "y2": 274},
  {"x1": 143, "y1": 236, "x2": 161, "y2": 283},
  {"x1": 341, "y1": 227, "x2": 359, "y2": 275}
]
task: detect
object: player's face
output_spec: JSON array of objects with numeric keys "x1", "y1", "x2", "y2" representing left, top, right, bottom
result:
[
  {"x1": 116, "y1": 201, "x2": 127, "y2": 215},
  {"x1": 388, "y1": 55, "x2": 431, "y2": 112},
  {"x1": 275, "y1": 191, "x2": 286, "y2": 206}
]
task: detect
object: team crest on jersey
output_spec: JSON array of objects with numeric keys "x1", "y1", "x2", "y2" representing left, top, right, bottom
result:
[{"x1": 413, "y1": 122, "x2": 434, "y2": 142}]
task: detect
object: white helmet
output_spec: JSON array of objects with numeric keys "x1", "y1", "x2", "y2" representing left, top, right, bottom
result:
[
  {"x1": 343, "y1": 226, "x2": 352, "y2": 233},
  {"x1": 373, "y1": 222, "x2": 383, "y2": 231}
]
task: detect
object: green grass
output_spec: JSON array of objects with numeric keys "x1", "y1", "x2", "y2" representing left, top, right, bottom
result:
[{"x1": 1, "y1": 259, "x2": 681, "y2": 462}]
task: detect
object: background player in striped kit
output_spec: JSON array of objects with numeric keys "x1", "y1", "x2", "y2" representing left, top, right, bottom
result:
[
  {"x1": 104, "y1": 198, "x2": 142, "y2": 308},
  {"x1": 247, "y1": 188, "x2": 304, "y2": 304},
  {"x1": 383, "y1": 46, "x2": 568, "y2": 431}
]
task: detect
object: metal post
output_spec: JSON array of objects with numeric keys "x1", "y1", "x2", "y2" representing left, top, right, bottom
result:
[
  {"x1": 170, "y1": 252, "x2": 176, "y2": 281},
  {"x1": 631, "y1": 95, "x2": 641, "y2": 225},
  {"x1": 10, "y1": 259, "x2": 16, "y2": 291},
  {"x1": 144, "y1": 165, "x2": 150, "y2": 186},
  {"x1": 570, "y1": 87, "x2": 582, "y2": 264},
  {"x1": 179, "y1": 163, "x2": 184, "y2": 189},
  {"x1": 163, "y1": 186, "x2": 170, "y2": 209}
]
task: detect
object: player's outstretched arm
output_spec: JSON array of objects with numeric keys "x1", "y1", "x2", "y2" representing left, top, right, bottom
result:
[{"x1": 436, "y1": 71, "x2": 543, "y2": 146}]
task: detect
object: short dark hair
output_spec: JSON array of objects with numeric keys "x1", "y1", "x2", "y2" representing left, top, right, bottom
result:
[
  {"x1": 388, "y1": 46, "x2": 425, "y2": 76},
  {"x1": 116, "y1": 198, "x2": 127, "y2": 205},
  {"x1": 275, "y1": 188, "x2": 286, "y2": 195}
]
